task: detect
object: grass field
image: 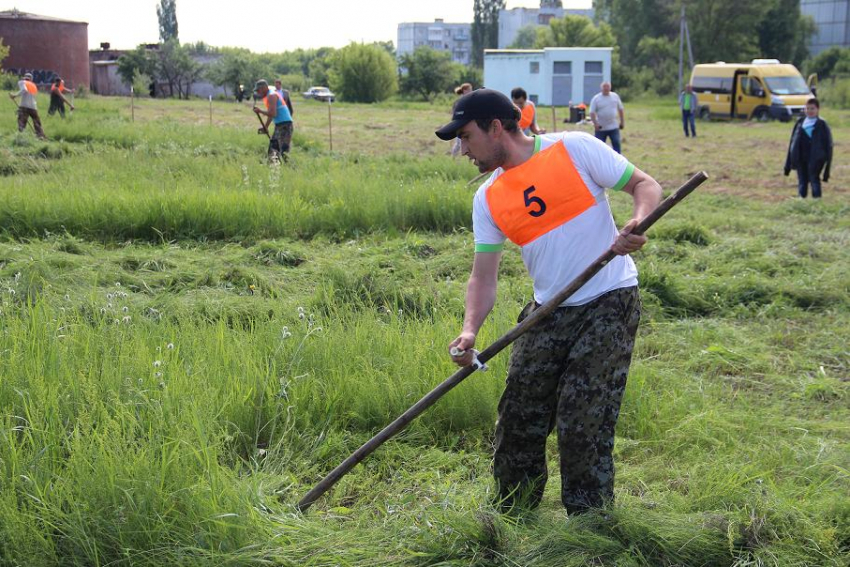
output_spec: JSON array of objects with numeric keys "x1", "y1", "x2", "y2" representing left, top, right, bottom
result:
[{"x1": 0, "y1": 93, "x2": 847, "y2": 566}]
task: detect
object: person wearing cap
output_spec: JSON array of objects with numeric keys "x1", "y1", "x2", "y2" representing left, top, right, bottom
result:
[
  {"x1": 511, "y1": 87, "x2": 545, "y2": 136},
  {"x1": 9, "y1": 73, "x2": 46, "y2": 139},
  {"x1": 48, "y1": 77, "x2": 75, "y2": 118},
  {"x1": 437, "y1": 88, "x2": 662, "y2": 515},
  {"x1": 252, "y1": 79, "x2": 294, "y2": 161}
]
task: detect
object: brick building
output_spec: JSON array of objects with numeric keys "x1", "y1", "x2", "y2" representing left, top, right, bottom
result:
[{"x1": 0, "y1": 9, "x2": 89, "y2": 89}]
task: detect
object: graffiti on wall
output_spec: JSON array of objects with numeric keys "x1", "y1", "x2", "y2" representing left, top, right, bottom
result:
[{"x1": 8, "y1": 68, "x2": 59, "y2": 86}]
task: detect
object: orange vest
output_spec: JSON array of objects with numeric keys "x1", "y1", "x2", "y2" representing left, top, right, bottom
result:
[
  {"x1": 51, "y1": 80, "x2": 66, "y2": 94},
  {"x1": 485, "y1": 142, "x2": 596, "y2": 246},
  {"x1": 519, "y1": 102, "x2": 535, "y2": 130},
  {"x1": 24, "y1": 80, "x2": 38, "y2": 95}
]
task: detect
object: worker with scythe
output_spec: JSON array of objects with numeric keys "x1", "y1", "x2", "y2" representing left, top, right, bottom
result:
[
  {"x1": 48, "y1": 77, "x2": 75, "y2": 118},
  {"x1": 436, "y1": 88, "x2": 662, "y2": 515},
  {"x1": 9, "y1": 72, "x2": 47, "y2": 139},
  {"x1": 252, "y1": 79, "x2": 293, "y2": 162}
]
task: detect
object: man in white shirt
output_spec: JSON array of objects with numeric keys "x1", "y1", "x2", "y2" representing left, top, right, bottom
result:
[
  {"x1": 9, "y1": 73, "x2": 46, "y2": 139},
  {"x1": 435, "y1": 89, "x2": 661, "y2": 514},
  {"x1": 589, "y1": 82, "x2": 624, "y2": 154}
]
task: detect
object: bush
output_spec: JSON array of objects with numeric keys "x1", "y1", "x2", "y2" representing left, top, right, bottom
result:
[
  {"x1": 0, "y1": 70, "x2": 17, "y2": 91},
  {"x1": 328, "y1": 43, "x2": 397, "y2": 103},
  {"x1": 817, "y1": 77, "x2": 850, "y2": 109}
]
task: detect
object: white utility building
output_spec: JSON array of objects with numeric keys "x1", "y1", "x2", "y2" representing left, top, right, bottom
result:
[{"x1": 484, "y1": 47, "x2": 612, "y2": 106}]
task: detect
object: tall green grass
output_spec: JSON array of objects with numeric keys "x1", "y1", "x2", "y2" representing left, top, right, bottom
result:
[{"x1": 0, "y1": 96, "x2": 847, "y2": 565}]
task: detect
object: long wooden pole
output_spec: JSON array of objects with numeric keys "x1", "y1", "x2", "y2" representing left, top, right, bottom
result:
[
  {"x1": 327, "y1": 99, "x2": 333, "y2": 152},
  {"x1": 296, "y1": 171, "x2": 710, "y2": 512},
  {"x1": 209, "y1": 95, "x2": 213, "y2": 126},
  {"x1": 130, "y1": 86, "x2": 135, "y2": 123},
  {"x1": 551, "y1": 105, "x2": 557, "y2": 133}
]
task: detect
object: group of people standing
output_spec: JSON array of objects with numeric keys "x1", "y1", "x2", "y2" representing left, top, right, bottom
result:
[
  {"x1": 453, "y1": 80, "x2": 833, "y2": 200},
  {"x1": 8, "y1": 73, "x2": 75, "y2": 140}
]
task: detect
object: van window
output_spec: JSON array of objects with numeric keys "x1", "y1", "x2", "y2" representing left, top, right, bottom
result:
[
  {"x1": 747, "y1": 78, "x2": 765, "y2": 96},
  {"x1": 692, "y1": 76, "x2": 732, "y2": 94},
  {"x1": 764, "y1": 76, "x2": 810, "y2": 96}
]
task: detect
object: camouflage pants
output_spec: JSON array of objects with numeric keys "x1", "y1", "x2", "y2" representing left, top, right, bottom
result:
[
  {"x1": 268, "y1": 121, "x2": 293, "y2": 160},
  {"x1": 493, "y1": 286, "x2": 641, "y2": 514}
]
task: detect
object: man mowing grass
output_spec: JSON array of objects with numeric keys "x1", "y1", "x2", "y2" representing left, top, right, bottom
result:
[{"x1": 436, "y1": 89, "x2": 662, "y2": 515}]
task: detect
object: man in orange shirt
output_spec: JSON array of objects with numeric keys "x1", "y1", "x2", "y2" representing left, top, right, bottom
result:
[
  {"x1": 9, "y1": 72, "x2": 46, "y2": 139},
  {"x1": 436, "y1": 89, "x2": 661, "y2": 515},
  {"x1": 48, "y1": 77, "x2": 75, "y2": 118},
  {"x1": 511, "y1": 87, "x2": 546, "y2": 136}
]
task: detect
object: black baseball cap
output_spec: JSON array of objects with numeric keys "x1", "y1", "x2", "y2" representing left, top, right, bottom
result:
[{"x1": 435, "y1": 88, "x2": 521, "y2": 141}]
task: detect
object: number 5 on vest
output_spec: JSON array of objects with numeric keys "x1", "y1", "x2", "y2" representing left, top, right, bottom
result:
[{"x1": 523, "y1": 186, "x2": 547, "y2": 217}]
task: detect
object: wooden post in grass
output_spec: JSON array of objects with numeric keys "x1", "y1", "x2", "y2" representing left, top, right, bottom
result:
[
  {"x1": 296, "y1": 171, "x2": 710, "y2": 512},
  {"x1": 328, "y1": 99, "x2": 333, "y2": 152},
  {"x1": 130, "y1": 86, "x2": 135, "y2": 123},
  {"x1": 209, "y1": 95, "x2": 213, "y2": 126},
  {"x1": 551, "y1": 106, "x2": 557, "y2": 133}
]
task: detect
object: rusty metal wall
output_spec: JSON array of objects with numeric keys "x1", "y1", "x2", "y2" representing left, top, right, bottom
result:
[{"x1": 1, "y1": 17, "x2": 90, "y2": 89}]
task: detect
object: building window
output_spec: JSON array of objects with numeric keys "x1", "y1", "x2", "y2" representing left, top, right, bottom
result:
[
  {"x1": 585, "y1": 61, "x2": 603, "y2": 74},
  {"x1": 530, "y1": 94, "x2": 539, "y2": 104},
  {"x1": 530, "y1": 61, "x2": 540, "y2": 74},
  {"x1": 553, "y1": 61, "x2": 572, "y2": 74}
]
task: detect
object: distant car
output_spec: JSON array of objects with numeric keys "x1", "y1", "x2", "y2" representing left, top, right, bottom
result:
[{"x1": 302, "y1": 86, "x2": 335, "y2": 102}]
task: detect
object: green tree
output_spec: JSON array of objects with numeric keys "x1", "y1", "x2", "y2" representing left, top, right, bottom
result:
[
  {"x1": 633, "y1": 36, "x2": 679, "y2": 94},
  {"x1": 206, "y1": 49, "x2": 267, "y2": 98},
  {"x1": 157, "y1": 0, "x2": 179, "y2": 43},
  {"x1": 592, "y1": 0, "x2": 675, "y2": 66},
  {"x1": 757, "y1": 0, "x2": 815, "y2": 66},
  {"x1": 0, "y1": 38, "x2": 9, "y2": 69},
  {"x1": 472, "y1": 0, "x2": 505, "y2": 67},
  {"x1": 535, "y1": 14, "x2": 616, "y2": 48},
  {"x1": 117, "y1": 46, "x2": 157, "y2": 87},
  {"x1": 399, "y1": 47, "x2": 458, "y2": 101},
  {"x1": 806, "y1": 47, "x2": 850, "y2": 80},
  {"x1": 328, "y1": 43, "x2": 397, "y2": 103},
  {"x1": 509, "y1": 25, "x2": 539, "y2": 49}
]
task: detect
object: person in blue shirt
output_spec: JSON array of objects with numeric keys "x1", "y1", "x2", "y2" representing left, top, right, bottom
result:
[
  {"x1": 252, "y1": 79, "x2": 293, "y2": 162},
  {"x1": 784, "y1": 98, "x2": 833, "y2": 199}
]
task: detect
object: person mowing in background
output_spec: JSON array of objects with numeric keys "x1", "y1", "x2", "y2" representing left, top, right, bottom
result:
[
  {"x1": 678, "y1": 84, "x2": 697, "y2": 138},
  {"x1": 252, "y1": 79, "x2": 294, "y2": 162},
  {"x1": 511, "y1": 87, "x2": 546, "y2": 136},
  {"x1": 784, "y1": 98, "x2": 833, "y2": 199},
  {"x1": 589, "y1": 82, "x2": 625, "y2": 154},
  {"x1": 9, "y1": 72, "x2": 47, "y2": 139},
  {"x1": 48, "y1": 77, "x2": 75, "y2": 118},
  {"x1": 435, "y1": 89, "x2": 662, "y2": 515}
]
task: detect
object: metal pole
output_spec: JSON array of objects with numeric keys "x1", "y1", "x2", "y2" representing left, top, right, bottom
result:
[
  {"x1": 685, "y1": 18, "x2": 695, "y2": 73},
  {"x1": 678, "y1": 6, "x2": 685, "y2": 95},
  {"x1": 296, "y1": 171, "x2": 710, "y2": 512}
]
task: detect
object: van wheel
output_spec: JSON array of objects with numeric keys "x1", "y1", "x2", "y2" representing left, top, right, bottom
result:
[
  {"x1": 698, "y1": 107, "x2": 710, "y2": 120},
  {"x1": 753, "y1": 108, "x2": 770, "y2": 122}
]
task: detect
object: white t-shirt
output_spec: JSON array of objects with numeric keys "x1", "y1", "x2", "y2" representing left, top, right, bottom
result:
[
  {"x1": 17, "y1": 81, "x2": 37, "y2": 110},
  {"x1": 589, "y1": 92, "x2": 623, "y2": 131},
  {"x1": 472, "y1": 132, "x2": 638, "y2": 306}
]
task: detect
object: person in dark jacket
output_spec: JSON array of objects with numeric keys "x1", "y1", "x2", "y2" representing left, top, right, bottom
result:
[{"x1": 784, "y1": 98, "x2": 833, "y2": 198}]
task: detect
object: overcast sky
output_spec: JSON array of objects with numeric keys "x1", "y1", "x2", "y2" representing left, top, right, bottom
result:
[{"x1": 15, "y1": 1, "x2": 592, "y2": 52}]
